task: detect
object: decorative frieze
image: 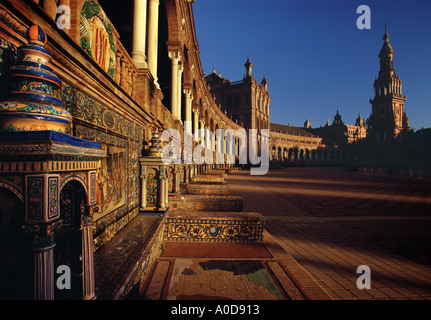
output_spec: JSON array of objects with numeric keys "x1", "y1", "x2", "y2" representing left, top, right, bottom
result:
[{"x1": 163, "y1": 211, "x2": 265, "y2": 243}]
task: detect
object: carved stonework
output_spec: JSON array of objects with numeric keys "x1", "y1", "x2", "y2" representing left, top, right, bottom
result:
[
  {"x1": 163, "y1": 212, "x2": 265, "y2": 243},
  {"x1": 22, "y1": 220, "x2": 62, "y2": 250}
]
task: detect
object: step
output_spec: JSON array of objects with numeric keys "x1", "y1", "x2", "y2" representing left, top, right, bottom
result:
[
  {"x1": 184, "y1": 183, "x2": 230, "y2": 196},
  {"x1": 163, "y1": 210, "x2": 265, "y2": 243},
  {"x1": 168, "y1": 194, "x2": 243, "y2": 212}
]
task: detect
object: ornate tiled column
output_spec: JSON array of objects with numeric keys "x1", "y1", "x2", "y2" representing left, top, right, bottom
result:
[
  {"x1": 24, "y1": 221, "x2": 61, "y2": 300},
  {"x1": 10, "y1": 25, "x2": 72, "y2": 297},
  {"x1": 81, "y1": 204, "x2": 97, "y2": 300},
  {"x1": 139, "y1": 130, "x2": 169, "y2": 213},
  {"x1": 0, "y1": 25, "x2": 105, "y2": 300},
  {"x1": 23, "y1": 173, "x2": 62, "y2": 300}
]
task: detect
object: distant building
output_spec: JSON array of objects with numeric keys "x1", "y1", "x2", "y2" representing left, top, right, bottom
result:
[
  {"x1": 305, "y1": 111, "x2": 367, "y2": 146},
  {"x1": 206, "y1": 57, "x2": 342, "y2": 164},
  {"x1": 206, "y1": 56, "x2": 270, "y2": 132},
  {"x1": 367, "y1": 25, "x2": 410, "y2": 142}
]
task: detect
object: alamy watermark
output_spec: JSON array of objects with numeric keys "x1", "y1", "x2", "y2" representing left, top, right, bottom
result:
[
  {"x1": 160, "y1": 122, "x2": 270, "y2": 176},
  {"x1": 56, "y1": 265, "x2": 71, "y2": 290},
  {"x1": 356, "y1": 5, "x2": 371, "y2": 30},
  {"x1": 356, "y1": 265, "x2": 371, "y2": 289},
  {"x1": 56, "y1": 5, "x2": 71, "y2": 30}
]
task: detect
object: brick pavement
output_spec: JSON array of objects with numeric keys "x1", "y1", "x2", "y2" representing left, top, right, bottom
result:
[{"x1": 226, "y1": 167, "x2": 431, "y2": 300}]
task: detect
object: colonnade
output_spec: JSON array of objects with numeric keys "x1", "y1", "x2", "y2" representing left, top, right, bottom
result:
[{"x1": 132, "y1": 0, "x2": 160, "y2": 86}]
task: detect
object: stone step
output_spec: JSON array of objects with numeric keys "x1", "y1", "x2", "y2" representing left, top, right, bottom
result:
[
  {"x1": 184, "y1": 183, "x2": 230, "y2": 196},
  {"x1": 163, "y1": 210, "x2": 265, "y2": 243},
  {"x1": 193, "y1": 174, "x2": 225, "y2": 183},
  {"x1": 168, "y1": 194, "x2": 243, "y2": 212}
]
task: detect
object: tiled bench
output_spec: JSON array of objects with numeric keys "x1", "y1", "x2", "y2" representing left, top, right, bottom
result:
[{"x1": 163, "y1": 210, "x2": 265, "y2": 243}]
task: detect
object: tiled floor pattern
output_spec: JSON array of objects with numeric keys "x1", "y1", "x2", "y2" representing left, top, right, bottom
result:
[
  {"x1": 139, "y1": 243, "x2": 308, "y2": 300},
  {"x1": 226, "y1": 167, "x2": 431, "y2": 300}
]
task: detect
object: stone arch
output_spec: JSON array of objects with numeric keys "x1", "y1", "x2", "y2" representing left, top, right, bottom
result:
[
  {"x1": 0, "y1": 179, "x2": 23, "y2": 203},
  {"x1": 164, "y1": 0, "x2": 182, "y2": 43},
  {"x1": 60, "y1": 175, "x2": 88, "y2": 195}
]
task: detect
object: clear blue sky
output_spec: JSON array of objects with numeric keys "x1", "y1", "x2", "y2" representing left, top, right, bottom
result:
[{"x1": 193, "y1": 0, "x2": 431, "y2": 130}]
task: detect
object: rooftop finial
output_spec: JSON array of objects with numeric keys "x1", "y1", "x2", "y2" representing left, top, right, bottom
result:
[
  {"x1": 244, "y1": 55, "x2": 253, "y2": 77},
  {"x1": 383, "y1": 24, "x2": 389, "y2": 42}
]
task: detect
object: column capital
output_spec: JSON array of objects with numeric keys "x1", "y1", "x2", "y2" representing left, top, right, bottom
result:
[
  {"x1": 168, "y1": 51, "x2": 181, "y2": 62},
  {"x1": 183, "y1": 87, "x2": 193, "y2": 97},
  {"x1": 22, "y1": 220, "x2": 62, "y2": 251}
]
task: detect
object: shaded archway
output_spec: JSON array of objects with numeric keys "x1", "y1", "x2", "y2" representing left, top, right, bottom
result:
[
  {"x1": 0, "y1": 188, "x2": 32, "y2": 299},
  {"x1": 55, "y1": 180, "x2": 87, "y2": 299}
]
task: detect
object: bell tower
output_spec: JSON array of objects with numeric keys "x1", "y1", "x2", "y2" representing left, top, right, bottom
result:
[{"x1": 369, "y1": 26, "x2": 409, "y2": 142}]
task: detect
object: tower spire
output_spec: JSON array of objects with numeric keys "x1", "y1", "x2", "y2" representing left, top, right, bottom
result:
[
  {"x1": 370, "y1": 26, "x2": 407, "y2": 141},
  {"x1": 244, "y1": 55, "x2": 253, "y2": 78}
]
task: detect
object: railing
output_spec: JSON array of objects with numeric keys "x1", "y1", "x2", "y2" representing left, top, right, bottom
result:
[{"x1": 115, "y1": 40, "x2": 138, "y2": 99}]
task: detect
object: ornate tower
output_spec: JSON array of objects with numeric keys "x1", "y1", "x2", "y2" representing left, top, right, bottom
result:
[
  {"x1": 244, "y1": 55, "x2": 253, "y2": 78},
  {"x1": 368, "y1": 26, "x2": 409, "y2": 142}
]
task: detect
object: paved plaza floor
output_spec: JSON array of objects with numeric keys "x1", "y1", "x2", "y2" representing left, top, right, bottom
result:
[{"x1": 226, "y1": 167, "x2": 431, "y2": 300}]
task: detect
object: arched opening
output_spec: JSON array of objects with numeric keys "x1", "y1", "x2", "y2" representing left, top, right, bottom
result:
[
  {"x1": 0, "y1": 188, "x2": 32, "y2": 299},
  {"x1": 55, "y1": 180, "x2": 87, "y2": 299},
  {"x1": 299, "y1": 149, "x2": 304, "y2": 161},
  {"x1": 305, "y1": 149, "x2": 310, "y2": 161}
]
